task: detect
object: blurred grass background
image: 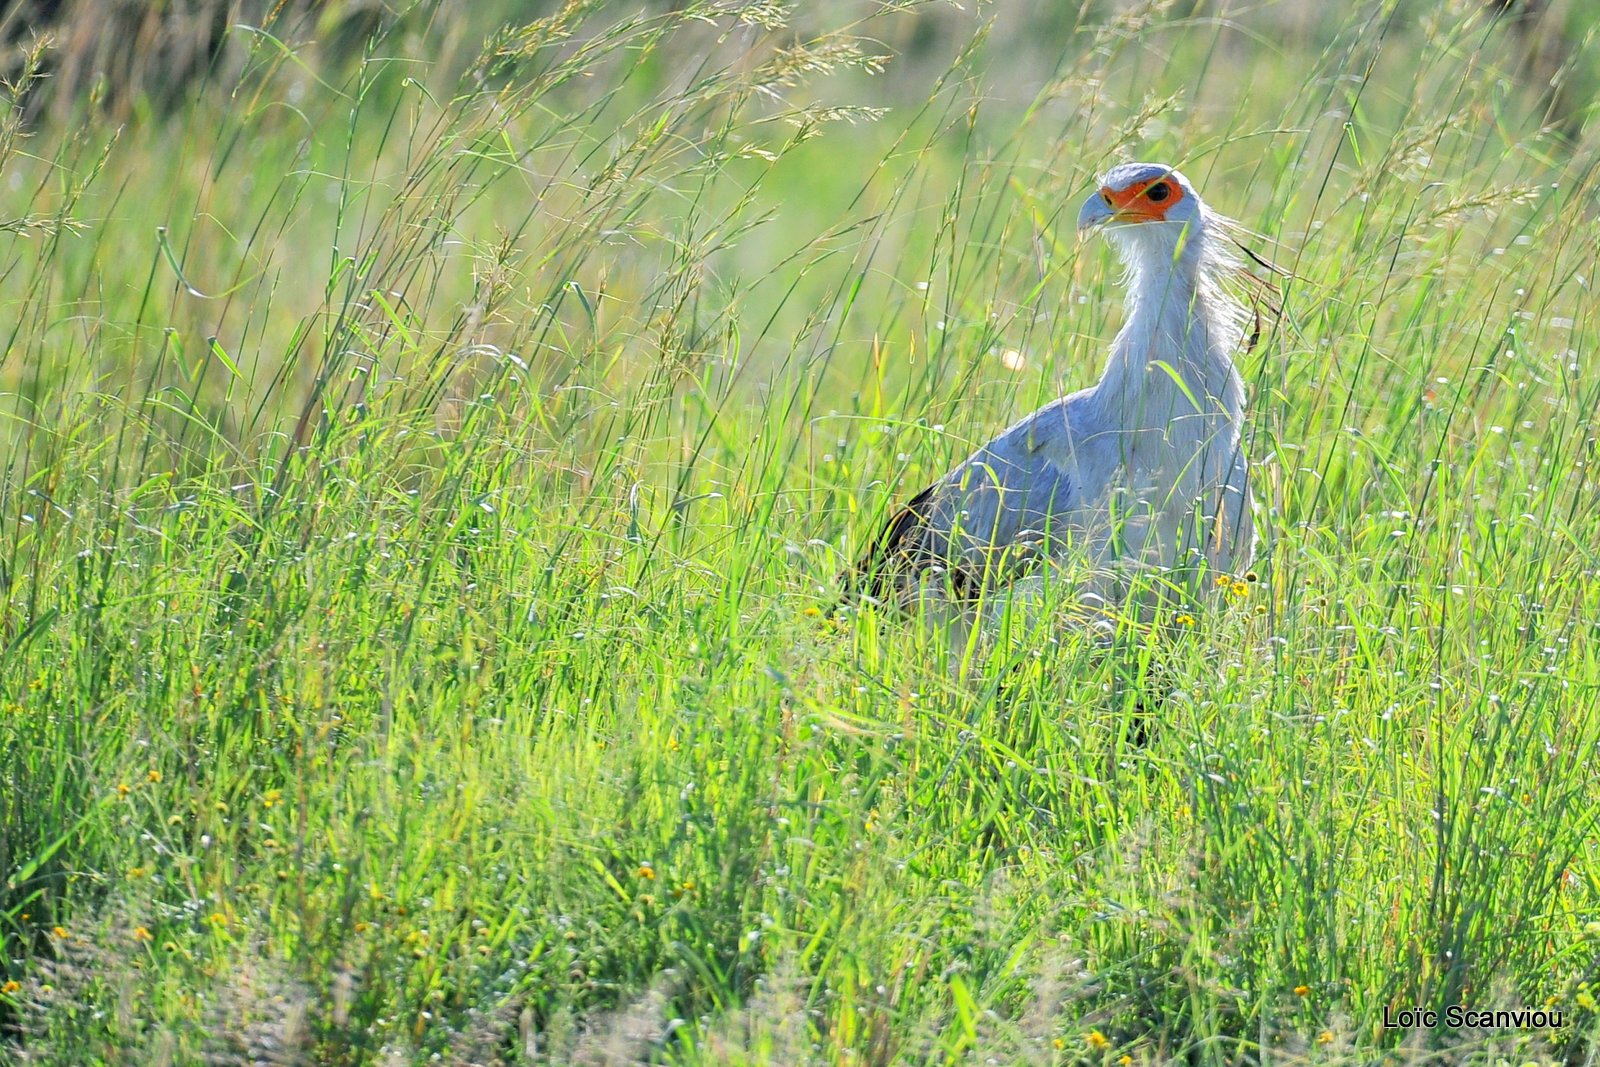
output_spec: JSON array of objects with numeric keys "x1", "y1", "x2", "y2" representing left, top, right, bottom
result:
[{"x1": 3, "y1": 0, "x2": 1600, "y2": 1063}]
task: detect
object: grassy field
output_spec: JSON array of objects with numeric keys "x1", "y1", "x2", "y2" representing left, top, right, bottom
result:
[{"x1": 4, "y1": 0, "x2": 1600, "y2": 1063}]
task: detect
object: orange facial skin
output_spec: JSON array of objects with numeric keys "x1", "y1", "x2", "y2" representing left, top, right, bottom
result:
[{"x1": 1099, "y1": 175, "x2": 1185, "y2": 222}]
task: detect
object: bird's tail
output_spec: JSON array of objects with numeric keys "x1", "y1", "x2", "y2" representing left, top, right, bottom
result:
[{"x1": 828, "y1": 484, "x2": 940, "y2": 615}]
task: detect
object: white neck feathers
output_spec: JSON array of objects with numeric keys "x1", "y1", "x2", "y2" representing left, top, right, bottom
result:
[{"x1": 1090, "y1": 217, "x2": 1248, "y2": 436}]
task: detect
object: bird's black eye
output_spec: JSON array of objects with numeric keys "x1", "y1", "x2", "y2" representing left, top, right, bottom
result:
[{"x1": 1147, "y1": 182, "x2": 1170, "y2": 202}]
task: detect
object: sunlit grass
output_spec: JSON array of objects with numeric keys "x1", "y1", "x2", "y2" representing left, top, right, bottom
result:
[{"x1": 3, "y1": 0, "x2": 1600, "y2": 1063}]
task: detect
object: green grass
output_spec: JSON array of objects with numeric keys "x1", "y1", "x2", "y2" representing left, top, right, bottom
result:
[{"x1": 4, "y1": 0, "x2": 1600, "y2": 1063}]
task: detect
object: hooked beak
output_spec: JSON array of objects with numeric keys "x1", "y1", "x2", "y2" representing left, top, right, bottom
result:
[{"x1": 1077, "y1": 193, "x2": 1114, "y2": 233}]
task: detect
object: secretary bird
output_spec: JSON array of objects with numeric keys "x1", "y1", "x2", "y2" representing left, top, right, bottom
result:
[{"x1": 841, "y1": 162, "x2": 1265, "y2": 630}]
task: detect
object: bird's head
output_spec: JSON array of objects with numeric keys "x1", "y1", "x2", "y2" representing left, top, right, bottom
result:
[{"x1": 1077, "y1": 162, "x2": 1207, "y2": 265}]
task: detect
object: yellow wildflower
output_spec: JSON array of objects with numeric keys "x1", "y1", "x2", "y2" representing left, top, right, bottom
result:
[
  {"x1": 1175, "y1": 613, "x2": 1196, "y2": 627},
  {"x1": 147, "y1": 769, "x2": 162, "y2": 783},
  {"x1": 262, "y1": 789, "x2": 282, "y2": 809},
  {"x1": 50, "y1": 926, "x2": 68, "y2": 939},
  {"x1": 116, "y1": 783, "x2": 131, "y2": 797},
  {"x1": 1052, "y1": 1038, "x2": 1065, "y2": 1050},
  {"x1": 1577, "y1": 991, "x2": 1596, "y2": 1011},
  {"x1": 636, "y1": 864, "x2": 656, "y2": 880},
  {"x1": 1, "y1": 980, "x2": 19, "y2": 995},
  {"x1": 1294, "y1": 985, "x2": 1310, "y2": 997},
  {"x1": 1316, "y1": 1030, "x2": 1334, "y2": 1045},
  {"x1": 132, "y1": 926, "x2": 153, "y2": 943},
  {"x1": 1086, "y1": 1030, "x2": 1110, "y2": 1051}
]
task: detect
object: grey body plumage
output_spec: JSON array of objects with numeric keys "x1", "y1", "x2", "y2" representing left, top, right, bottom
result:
[{"x1": 846, "y1": 162, "x2": 1258, "y2": 617}]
